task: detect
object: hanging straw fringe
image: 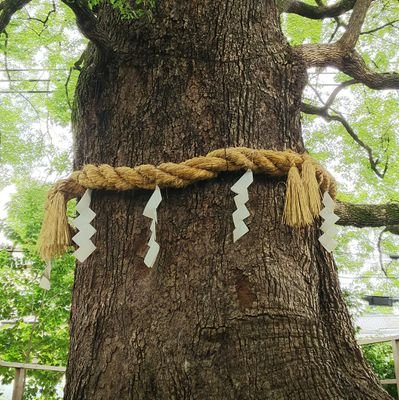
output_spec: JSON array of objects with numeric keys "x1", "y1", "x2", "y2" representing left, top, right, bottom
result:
[
  {"x1": 37, "y1": 147, "x2": 336, "y2": 260},
  {"x1": 282, "y1": 164, "x2": 313, "y2": 227},
  {"x1": 301, "y1": 158, "x2": 322, "y2": 217},
  {"x1": 38, "y1": 188, "x2": 71, "y2": 261}
]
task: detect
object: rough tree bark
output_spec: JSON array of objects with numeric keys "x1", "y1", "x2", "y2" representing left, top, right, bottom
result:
[
  {"x1": 336, "y1": 201, "x2": 399, "y2": 233},
  {"x1": 63, "y1": 1, "x2": 391, "y2": 399}
]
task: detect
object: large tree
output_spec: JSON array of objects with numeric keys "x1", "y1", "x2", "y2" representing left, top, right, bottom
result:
[{"x1": 1, "y1": 0, "x2": 399, "y2": 399}]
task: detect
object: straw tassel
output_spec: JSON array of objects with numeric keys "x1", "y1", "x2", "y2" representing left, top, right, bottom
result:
[
  {"x1": 35, "y1": 148, "x2": 336, "y2": 261},
  {"x1": 301, "y1": 158, "x2": 322, "y2": 218},
  {"x1": 38, "y1": 188, "x2": 71, "y2": 261},
  {"x1": 283, "y1": 164, "x2": 313, "y2": 227}
]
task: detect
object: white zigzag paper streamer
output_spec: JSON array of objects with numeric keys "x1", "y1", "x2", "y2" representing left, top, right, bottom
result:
[
  {"x1": 39, "y1": 260, "x2": 52, "y2": 290},
  {"x1": 231, "y1": 170, "x2": 253, "y2": 242},
  {"x1": 72, "y1": 189, "x2": 97, "y2": 262},
  {"x1": 318, "y1": 192, "x2": 339, "y2": 253},
  {"x1": 143, "y1": 186, "x2": 162, "y2": 268}
]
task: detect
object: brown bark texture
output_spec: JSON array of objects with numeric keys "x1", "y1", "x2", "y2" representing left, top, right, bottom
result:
[
  {"x1": 336, "y1": 201, "x2": 399, "y2": 233},
  {"x1": 64, "y1": 1, "x2": 392, "y2": 399}
]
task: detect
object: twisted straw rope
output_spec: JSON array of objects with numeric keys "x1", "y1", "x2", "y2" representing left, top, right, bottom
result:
[
  {"x1": 38, "y1": 147, "x2": 336, "y2": 261},
  {"x1": 57, "y1": 147, "x2": 336, "y2": 196}
]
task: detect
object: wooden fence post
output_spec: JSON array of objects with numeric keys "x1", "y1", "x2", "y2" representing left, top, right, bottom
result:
[
  {"x1": 12, "y1": 367, "x2": 26, "y2": 400},
  {"x1": 392, "y1": 338, "x2": 399, "y2": 396}
]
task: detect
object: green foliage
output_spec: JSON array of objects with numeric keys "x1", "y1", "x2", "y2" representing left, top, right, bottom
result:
[
  {"x1": 88, "y1": 0, "x2": 155, "y2": 19},
  {"x1": 0, "y1": 0, "x2": 86, "y2": 189},
  {"x1": 283, "y1": 1, "x2": 399, "y2": 301},
  {"x1": 284, "y1": 14, "x2": 322, "y2": 45},
  {"x1": 0, "y1": 182, "x2": 75, "y2": 399},
  {"x1": 0, "y1": 1, "x2": 83, "y2": 395},
  {"x1": 341, "y1": 288, "x2": 366, "y2": 320},
  {"x1": 362, "y1": 343, "x2": 398, "y2": 399},
  {"x1": 2, "y1": 183, "x2": 47, "y2": 252}
]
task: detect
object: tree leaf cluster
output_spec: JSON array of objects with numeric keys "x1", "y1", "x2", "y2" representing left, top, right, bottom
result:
[
  {"x1": 362, "y1": 342, "x2": 398, "y2": 399},
  {"x1": 0, "y1": 181, "x2": 75, "y2": 398},
  {"x1": 87, "y1": 0, "x2": 155, "y2": 19},
  {"x1": 283, "y1": 2, "x2": 399, "y2": 300}
]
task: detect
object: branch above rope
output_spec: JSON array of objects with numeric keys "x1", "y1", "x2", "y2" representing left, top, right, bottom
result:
[
  {"x1": 294, "y1": 0, "x2": 399, "y2": 89},
  {"x1": 294, "y1": 0, "x2": 371, "y2": 53},
  {"x1": 293, "y1": 0, "x2": 370, "y2": 63},
  {"x1": 297, "y1": 46, "x2": 399, "y2": 89},
  {"x1": 61, "y1": 0, "x2": 115, "y2": 51},
  {"x1": 301, "y1": 102, "x2": 388, "y2": 178},
  {"x1": 285, "y1": 0, "x2": 356, "y2": 19},
  {"x1": 0, "y1": 0, "x2": 32, "y2": 34},
  {"x1": 338, "y1": 0, "x2": 372, "y2": 49}
]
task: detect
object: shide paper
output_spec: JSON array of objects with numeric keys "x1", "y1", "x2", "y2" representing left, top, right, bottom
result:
[
  {"x1": 231, "y1": 170, "x2": 253, "y2": 242},
  {"x1": 72, "y1": 189, "x2": 97, "y2": 262},
  {"x1": 143, "y1": 186, "x2": 162, "y2": 268},
  {"x1": 318, "y1": 192, "x2": 339, "y2": 253},
  {"x1": 39, "y1": 260, "x2": 52, "y2": 290}
]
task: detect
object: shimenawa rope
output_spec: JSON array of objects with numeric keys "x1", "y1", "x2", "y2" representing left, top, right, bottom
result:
[{"x1": 38, "y1": 147, "x2": 336, "y2": 261}]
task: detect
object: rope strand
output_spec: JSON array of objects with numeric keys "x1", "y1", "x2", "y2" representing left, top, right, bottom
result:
[{"x1": 38, "y1": 147, "x2": 336, "y2": 261}]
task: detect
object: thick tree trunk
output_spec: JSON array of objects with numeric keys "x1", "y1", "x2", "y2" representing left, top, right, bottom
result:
[{"x1": 64, "y1": 1, "x2": 391, "y2": 399}]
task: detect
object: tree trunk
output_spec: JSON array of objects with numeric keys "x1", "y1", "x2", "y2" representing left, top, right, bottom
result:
[{"x1": 64, "y1": 1, "x2": 391, "y2": 399}]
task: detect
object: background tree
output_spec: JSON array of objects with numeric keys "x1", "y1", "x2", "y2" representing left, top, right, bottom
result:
[
  {"x1": 0, "y1": 183, "x2": 74, "y2": 399},
  {"x1": 0, "y1": 0, "x2": 399, "y2": 399}
]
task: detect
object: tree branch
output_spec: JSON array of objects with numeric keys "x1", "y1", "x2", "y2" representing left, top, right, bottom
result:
[
  {"x1": 293, "y1": 0, "x2": 399, "y2": 90},
  {"x1": 324, "y1": 79, "x2": 358, "y2": 109},
  {"x1": 296, "y1": 0, "x2": 371, "y2": 56},
  {"x1": 301, "y1": 102, "x2": 388, "y2": 178},
  {"x1": 285, "y1": 0, "x2": 356, "y2": 19},
  {"x1": 61, "y1": 0, "x2": 115, "y2": 52},
  {"x1": 297, "y1": 45, "x2": 399, "y2": 89},
  {"x1": 340, "y1": 51, "x2": 399, "y2": 89},
  {"x1": 360, "y1": 19, "x2": 399, "y2": 35},
  {"x1": 336, "y1": 201, "x2": 399, "y2": 234},
  {"x1": 337, "y1": 0, "x2": 372, "y2": 49},
  {"x1": 0, "y1": 0, "x2": 32, "y2": 34}
]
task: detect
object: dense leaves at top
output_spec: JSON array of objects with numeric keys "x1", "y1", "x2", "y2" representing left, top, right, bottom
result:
[
  {"x1": 87, "y1": 0, "x2": 155, "y2": 19},
  {"x1": 0, "y1": 1, "x2": 84, "y2": 189}
]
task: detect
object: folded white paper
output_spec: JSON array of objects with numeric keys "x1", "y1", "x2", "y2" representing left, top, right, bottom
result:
[
  {"x1": 319, "y1": 234, "x2": 338, "y2": 253},
  {"x1": 143, "y1": 186, "x2": 162, "y2": 268},
  {"x1": 39, "y1": 260, "x2": 52, "y2": 290},
  {"x1": 318, "y1": 192, "x2": 339, "y2": 253},
  {"x1": 72, "y1": 189, "x2": 97, "y2": 262},
  {"x1": 231, "y1": 170, "x2": 253, "y2": 242}
]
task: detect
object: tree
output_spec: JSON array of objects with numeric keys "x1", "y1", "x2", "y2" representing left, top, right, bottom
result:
[
  {"x1": 0, "y1": 183, "x2": 73, "y2": 399},
  {"x1": 1, "y1": 0, "x2": 399, "y2": 399}
]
